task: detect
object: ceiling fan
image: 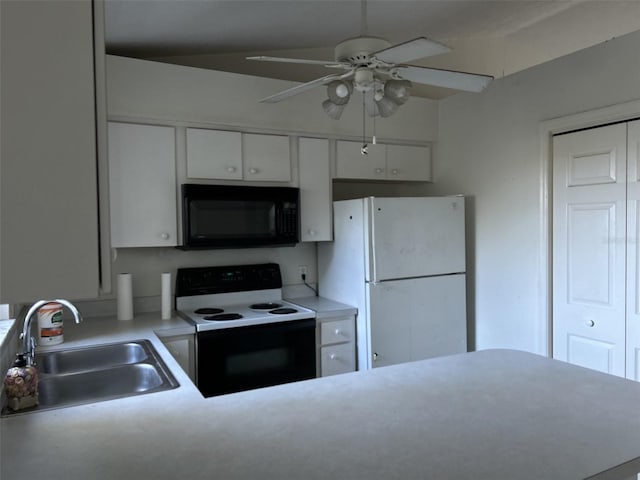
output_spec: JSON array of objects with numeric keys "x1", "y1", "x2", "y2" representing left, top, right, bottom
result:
[{"x1": 247, "y1": 4, "x2": 493, "y2": 120}]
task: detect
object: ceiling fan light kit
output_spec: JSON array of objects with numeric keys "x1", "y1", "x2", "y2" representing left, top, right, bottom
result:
[{"x1": 248, "y1": 28, "x2": 493, "y2": 119}]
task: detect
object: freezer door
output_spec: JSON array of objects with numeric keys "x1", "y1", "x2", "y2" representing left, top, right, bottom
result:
[
  {"x1": 368, "y1": 274, "x2": 467, "y2": 369},
  {"x1": 366, "y1": 197, "x2": 465, "y2": 282}
]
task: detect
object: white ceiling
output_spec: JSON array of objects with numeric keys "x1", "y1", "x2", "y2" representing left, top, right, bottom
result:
[{"x1": 104, "y1": 0, "x2": 640, "y2": 99}]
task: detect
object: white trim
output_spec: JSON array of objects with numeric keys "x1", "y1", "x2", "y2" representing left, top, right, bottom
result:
[{"x1": 539, "y1": 99, "x2": 640, "y2": 358}]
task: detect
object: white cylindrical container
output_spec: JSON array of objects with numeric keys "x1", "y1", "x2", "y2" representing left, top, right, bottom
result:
[
  {"x1": 161, "y1": 272, "x2": 172, "y2": 320},
  {"x1": 37, "y1": 302, "x2": 64, "y2": 345},
  {"x1": 117, "y1": 273, "x2": 134, "y2": 321}
]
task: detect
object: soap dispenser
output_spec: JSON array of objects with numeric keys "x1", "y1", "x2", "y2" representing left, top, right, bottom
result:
[{"x1": 4, "y1": 353, "x2": 38, "y2": 411}]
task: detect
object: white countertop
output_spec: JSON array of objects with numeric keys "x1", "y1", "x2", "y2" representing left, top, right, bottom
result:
[
  {"x1": 2, "y1": 309, "x2": 640, "y2": 480},
  {"x1": 287, "y1": 296, "x2": 357, "y2": 319}
]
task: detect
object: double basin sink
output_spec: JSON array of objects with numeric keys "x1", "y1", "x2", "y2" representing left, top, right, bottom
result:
[{"x1": 3, "y1": 339, "x2": 179, "y2": 416}]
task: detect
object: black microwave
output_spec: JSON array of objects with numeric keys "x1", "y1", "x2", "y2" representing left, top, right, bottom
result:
[{"x1": 180, "y1": 184, "x2": 299, "y2": 249}]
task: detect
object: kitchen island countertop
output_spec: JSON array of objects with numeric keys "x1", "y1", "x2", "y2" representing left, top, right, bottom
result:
[{"x1": 2, "y1": 313, "x2": 640, "y2": 479}]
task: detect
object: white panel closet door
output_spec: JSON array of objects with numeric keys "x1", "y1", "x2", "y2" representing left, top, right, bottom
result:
[
  {"x1": 552, "y1": 123, "x2": 627, "y2": 377},
  {"x1": 627, "y1": 119, "x2": 640, "y2": 381}
]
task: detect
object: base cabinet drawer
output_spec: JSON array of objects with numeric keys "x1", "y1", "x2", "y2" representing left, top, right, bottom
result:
[
  {"x1": 320, "y1": 317, "x2": 355, "y2": 345},
  {"x1": 320, "y1": 342, "x2": 356, "y2": 377},
  {"x1": 317, "y1": 314, "x2": 356, "y2": 377}
]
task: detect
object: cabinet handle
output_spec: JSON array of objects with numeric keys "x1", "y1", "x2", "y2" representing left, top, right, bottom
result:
[
  {"x1": 160, "y1": 232, "x2": 170, "y2": 240},
  {"x1": 586, "y1": 319, "x2": 595, "y2": 327},
  {"x1": 226, "y1": 166, "x2": 237, "y2": 173},
  {"x1": 391, "y1": 169, "x2": 399, "y2": 175},
  {"x1": 373, "y1": 352, "x2": 379, "y2": 361},
  {"x1": 248, "y1": 168, "x2": 258, "y2": 174},
  {"x1": 375, "y1": 168, "x2": 384, "y2": 174}
]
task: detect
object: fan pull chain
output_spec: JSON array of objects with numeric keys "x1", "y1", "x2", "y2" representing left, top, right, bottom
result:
[{"x1": 361, "y1": 93, "x2": 368, "y2": 155}]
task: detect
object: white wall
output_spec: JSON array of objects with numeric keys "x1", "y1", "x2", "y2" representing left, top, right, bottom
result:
[
  {"x1": 430, "y1": 29, "x2": 640, "y2": 354},
  {"x1": 106, "y1": 55, "x2": 438, "y2": 142}
]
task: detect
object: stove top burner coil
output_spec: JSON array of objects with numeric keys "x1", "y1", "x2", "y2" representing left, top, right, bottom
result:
[
  {"x1": 269, "y1": 307, "x2": 298, "y2": 315},
  {"x1": 250, "y1": 302, "x2": 283, "y2": 310},
  {"x1": 203, "y1": 313, "x2": 243, "y2": 321},
  {"x1": 194, "y1": 308, "x2": 224, "y2": 315}
]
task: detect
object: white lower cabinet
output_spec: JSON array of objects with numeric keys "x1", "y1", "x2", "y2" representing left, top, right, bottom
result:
[
  {"x1": 160, "y1": 334, "x2": 195, "y2": 383},
  {"x1": 335, "y1": 140, "x2": 431, "y2": 181},
  {"x1": 108, "y1": 122, "x2": 178, "y2": 247},
  {"x1": 317, "y1": 316, "x2": 356, "y2": 376}
]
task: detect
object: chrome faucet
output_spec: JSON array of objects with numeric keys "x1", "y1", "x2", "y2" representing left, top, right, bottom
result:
[{"x1": 20, "y1": 299, "x2": 83, "y2": 366}]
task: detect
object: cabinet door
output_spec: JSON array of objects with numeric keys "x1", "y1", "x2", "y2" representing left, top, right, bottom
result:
[
  {"x1": 161, "y1": 335, "x2": 195, "y2": 383},
  {"x1": 299, "y1": 138, "x2": 332, "y2": 241},
  {"x1": 386, "y1": 144, "x2": 431, "y2": 181},
  {"x1": 186, "y1": 128, "x2": 242, "y2": 180},
  {"x1": 320, "y1": 343, "x2": 356, "y2": 376},
  {"x1": 627, "y1": 120, "x2": 640, "y2": 382},
  {"x1": 108, "y1": 122, "x2": 177, "y2": 247},
  {"x1": 552, "y1": 124, "x2": 627, "y2": 377},
  {"x1": 243, "y1": 133, "x2": 291, "y2": 181},
  {"x1": 336, "y1": 140, "x2": 386, "y2": 180},
  {"x1": 1, "y1": 0, "x2": 100, "y2": 302}
]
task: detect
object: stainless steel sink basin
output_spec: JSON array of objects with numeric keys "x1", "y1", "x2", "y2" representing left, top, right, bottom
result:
[
  {"x1": 36, "y1": 341, "x2": 148, "y2": 374},
  {"x1": 2, "y1": 340, "x2": 179, "y2": 416}
]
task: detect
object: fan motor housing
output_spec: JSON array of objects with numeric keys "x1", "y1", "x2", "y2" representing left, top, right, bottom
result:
[{"x1": 334, "y1": 36, "x2": 391, "y2": 65}]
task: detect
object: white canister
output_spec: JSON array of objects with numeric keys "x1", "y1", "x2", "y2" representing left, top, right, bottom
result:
[{"x1": 37, "y1": 302, "x2": 64, "y2": 345}]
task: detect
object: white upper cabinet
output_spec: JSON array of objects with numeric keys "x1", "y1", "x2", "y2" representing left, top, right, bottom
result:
[
  {"x1": 108, "y1": 122, "x2": 178, "y2": 247},
  {"x1": 243, "y1": 133, "x2": 291, "y2": 182},
  {"x1": 186, "y1": 128, "x2": 242, "y2": 180},
  {"x1": 1, "y1": 0, "x2": 100, "y2": 302},
  {"x1": 386, "y1": 144, "x2": 431, "y2": 181},
  {"x1": 299, "y1": 137, "x2": 332, "y2": 241},
  {"x1": 335, "y1": 140, "x2": 431, "y2": 181},
  {"x1": 336, "y1": 141, "x2": 387, "y2": 180},
  {"x1": 185, "y1": 128, "x2": 291, "y2": 182}
]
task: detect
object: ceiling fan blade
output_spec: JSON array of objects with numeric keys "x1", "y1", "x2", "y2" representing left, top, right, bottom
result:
[
  {"x1": 372, "y1": 37, "x2": 451, "y2": 64},
  {"x1": 394, "y1": 65, "x2": 493, "y2": 92},
  {"x1": 247, "y1": 56, "x2": 346, "y2": 68},
  {"x1": 258, "y1": 74, "x2": 342, "y2": 103}
]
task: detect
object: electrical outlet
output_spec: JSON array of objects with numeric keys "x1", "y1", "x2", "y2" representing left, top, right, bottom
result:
[{"x1": 298, "y1": 265, "x2": 308, "y2": 279}]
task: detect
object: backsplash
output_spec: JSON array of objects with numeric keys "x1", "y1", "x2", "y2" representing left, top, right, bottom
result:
[{"x1": 107, "y1": 242, "x2": 317, "y2": 299}]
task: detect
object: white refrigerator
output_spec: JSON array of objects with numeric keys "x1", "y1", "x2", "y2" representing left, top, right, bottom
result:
[{"x1": 318, "y1": 196, "x2": 467, "y2": 370}]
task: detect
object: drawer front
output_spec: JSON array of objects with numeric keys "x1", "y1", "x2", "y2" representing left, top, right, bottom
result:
[
  {"x1": 320, "y1": 317, "x2": 355, "y2": 345},
  {"x1": 320, "y1": 342, "x2": 356, "y2": 376}
]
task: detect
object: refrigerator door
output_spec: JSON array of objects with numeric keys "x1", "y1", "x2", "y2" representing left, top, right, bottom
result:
[
  {"x1": 367, "y1": 274, "x2": 467, "y2": 369},
  {"x1": 365, "y1": 197, "x2": 466, "y2": 282}
]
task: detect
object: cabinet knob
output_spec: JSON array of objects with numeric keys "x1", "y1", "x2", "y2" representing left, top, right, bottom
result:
[
  {"x1": 308, "y1": 229, "x2": 316, "y2": 236},
  {"x1": 373, "y1": 352, "x2": 379, "y2": 361},
  {"x1": 334, "y1": 328, "x2": 341, "y2": 336},
  {"x1": 248, "y1": 168, "x2": 258, "y2": 174},
  {"x1": 330, "y1": 353, "x2": 337, "y2": 360},
  {"x1": 160, "y1": 232, "x2": 170, "y2": 240},
  {"x1": 226, "y1": 166, "x2": 237, "y2": 173},
  {"x1": 375, "y1": 168, "x2": 384, "y2": 174},
  {"x1": 391, "y1": 169, "x2": 399, "y2": 175},
  {"x1": 586, "y1": 319, "x2": 595, "y2": 327}
]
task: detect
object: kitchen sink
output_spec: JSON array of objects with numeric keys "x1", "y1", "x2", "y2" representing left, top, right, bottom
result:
[
  {"x1": 36, "y1": 341, "x2": 149, "y2": 374},
  {"x1": 2, "y1": 340, "x2": 179, "y2": 416}
]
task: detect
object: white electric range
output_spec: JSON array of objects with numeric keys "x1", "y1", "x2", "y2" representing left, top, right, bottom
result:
[{"x1": 175, "y1": 263, "x2": 317, "y2": 397}]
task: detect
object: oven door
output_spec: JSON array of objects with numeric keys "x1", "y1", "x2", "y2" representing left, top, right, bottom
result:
[{"x1": 196, "y1": 318, "x2": 316, "y2": 397}]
